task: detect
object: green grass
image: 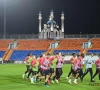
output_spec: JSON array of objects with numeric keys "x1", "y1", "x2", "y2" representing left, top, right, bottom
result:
[{"x1": 0, "y1": 64, "x2": 100, "y2": 90}]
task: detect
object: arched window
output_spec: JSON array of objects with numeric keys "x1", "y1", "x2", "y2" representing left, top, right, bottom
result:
[
  {"x1": 56, "y1": 31, "x2": 57, "y2": 37},
  {"x1": 47, "y1": 32, "x2": 48, "y2": 38}
]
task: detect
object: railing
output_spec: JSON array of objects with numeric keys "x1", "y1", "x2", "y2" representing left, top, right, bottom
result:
[
  {"x1": 0, "y1": 34, "x2": 39, "y2": 39},
  {"x1": 0, "y1": 34, "x2": 100, "y2": 39},
  {"x1": 64, "y1": 34, "x2": 100, "y2": 38}
]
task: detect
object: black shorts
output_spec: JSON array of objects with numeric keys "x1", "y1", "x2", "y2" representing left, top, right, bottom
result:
[
  {"x1": 76, "y1": 68, "x2": 81, "y2": 74},
  {"x1": 42, "y1": 70, "x2": 50, "y2": 76},
  {"x1": 72, "y1": 69, "x2": 76, "y2": 75},
  {"x1": 50, "y1": 68, "x2": 54, "y2": 73},
  {"x1": 98, "y1": 68, "x2": 100, "y2": 74},
  {"x1": 31, "y1": 71, "x2": 38, "y2": 75},
  {"x1": 39, "y1": 68, "x2": 44, "y2": 76},
  {"x1": 26, "y1": 65, "x2": 30, "y2": 70},
  {"x1": 37, "y1": 67, "x2": 40, "y2": 74}
]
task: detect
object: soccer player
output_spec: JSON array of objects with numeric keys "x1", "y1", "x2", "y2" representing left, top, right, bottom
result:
[
  {"x1": 26, "y1": 55, "x2": 36, "y2": 80},
  {"x1": 68, "y1": 54, "x2": 83, "y2": 84},
  {"x1": 22, "y1": 53, "x2": 33, "y2": 79},
  {"x1": 78, "y1": 53, "x2": 85, "y2": 78},
  {"x1": 38, "y1": 54, "x2": 46, "y2": 80},
  {"x1": 92, "y1": 54, "x2": 100, "y2": 80},
  {"x1": 30, "y1": 56, "x2": 39, "y2": 83},
  {"x1": 55, "y1": 52, "x2": 65, "y2": 83},
  {"x1": 40, "y1": 55, "x2": 50, "y2": 87},
  {"x1": 66, "y1": 53, "x2": 76, "y2": 79},
  {"x1": 73, "y1": 55, "x2": 84, "y2": 84},
  {"x1": 49, "y1": 55, "x2": 58, "y2": 83},
  {"x1": 81, "y1": 53, "x2": 95, "y2": 82}
]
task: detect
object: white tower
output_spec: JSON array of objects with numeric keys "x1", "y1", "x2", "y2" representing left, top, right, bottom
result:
[
  {"x1": 49, "y1": 10, "x2": 54, "y2": 31},
  {"x1": 39, "y1": 10, "x2": 65, "y2": 39},
  {"x1": 61, "y1": 11, "x2": 65, "y2": 33},
  {"x1": 38, "y1": 11, "x2": 42, "y2": 32}
]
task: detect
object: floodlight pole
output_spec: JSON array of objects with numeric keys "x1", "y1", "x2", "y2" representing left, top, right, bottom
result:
[{"x1": 4, "y1": 0, "x2": 6, "y2": 39}]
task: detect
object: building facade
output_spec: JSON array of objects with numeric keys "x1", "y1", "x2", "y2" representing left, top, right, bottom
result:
[{"x1": 38, "y1": 10, "x2": 65, "y2": 39}]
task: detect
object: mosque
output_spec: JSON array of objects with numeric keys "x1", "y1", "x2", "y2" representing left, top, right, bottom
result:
[{"x1": 38, "y1": 10, "x2": 65, "y2": 39}]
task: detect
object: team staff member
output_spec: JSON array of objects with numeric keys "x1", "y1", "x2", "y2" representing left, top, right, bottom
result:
[{"x1": 81, "y1": 53, "x2": 94, "y2": 82}]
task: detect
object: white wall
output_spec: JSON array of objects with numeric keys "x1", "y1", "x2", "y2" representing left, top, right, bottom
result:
[{"x1": 64, "y1": 55, "x2": 98, "y2": 61}]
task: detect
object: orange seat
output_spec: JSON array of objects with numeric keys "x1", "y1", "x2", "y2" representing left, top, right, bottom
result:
[
  {"x1": 16, "y1": 40, "x2": 55, "y2": 50},
  {"x1": 0, "y1": 40, "x2": 14, "y2": 50},
  {"x1": 89, "y1": 38, "x2": 100, "y2": 50},
  {"x1": 55, "y1": 39, "x2": 88, "y2": 51}
]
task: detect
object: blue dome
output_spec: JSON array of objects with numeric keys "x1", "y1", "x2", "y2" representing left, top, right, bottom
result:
[
  {"x1": 62, "y1": 11, "x2": 64, "y2": 14},
  {"x1": 51, "y1": 9, "x2": 53, "y2": 12},
  {"x1": 39, "y1": 11, "x2": 42, "y2": 14},
  {"x1": 47, "y1": 20, "x2": 56, "y2": 24}
]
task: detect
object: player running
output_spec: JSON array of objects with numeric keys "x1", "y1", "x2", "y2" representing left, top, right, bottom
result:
[
  {"x1": 22, "y1": 53, "x2": 33, "y2": 79},
  {"x1": 55, "y1": 52, "x2": 65, "y2": 83},
  {"x1": 40, "y1": 55, "x2": 50, "y2": 87},
  {"x1": 68, "y1": 54, "x2": 83, "y2": 84},
  {"x1": 30, "y1": 56, "x2": 40, "y2": 84},
  {"x1": 73, "y1": 55, "x2": 84, "y2": 84},
  {"x1": 38, "y1": 54, "x2": 47, "y2": 81},
  {"x1": 78, "y1": 53, "x2": 85, "y2": 78},
  {"x1": 92, "y1": 54, "x2": 100, "y2": 81},
  {"x1": 66, "y1": 53, "x2": 76, "y2": 79},
  {"x1": 49, "y1": 55, "x2": 58, "y2": 83}
]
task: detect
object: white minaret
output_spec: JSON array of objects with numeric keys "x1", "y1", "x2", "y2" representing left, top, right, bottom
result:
[
  {"x1": 61, "y1": 11, "x2": 65, "y2": 33},
  {"x1": 38, "y1": 11, "x2": 42, "y2": 32},
  {"x1": 49, "y1": 10, "x2": 54, "y2": 31}
]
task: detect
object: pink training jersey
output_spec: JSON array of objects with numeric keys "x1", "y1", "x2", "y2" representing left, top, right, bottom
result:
[
  {"x1": 69, "y1": 56, "x2": 76, "y2": 64},
  {"x1": 80, "y1": 56, "x2": 84, "y2": 61},
  {"x1": 49, "y1": 56, "x2": 55, "y2": 61},
  {"x1": 56, "y1": 56, "x2": 64, "y2": 68},
  {"x1": 30, "y1": 59, "x2": 36, "y2": 67},
  {"x1": 79, "y1": 56, "x2": 84, "y2": 67},
  {"x1": 39, "y1": 56, "x2": 46, "y2": 68},
  {"x1": 24, "y1": 56, "x2": 29, "y2": 62},
  {"x1": 95, "y1": 59, "x2": 100, "y2": 68},
  {"x1": 73, "y1": 58, "x2": 83, "y2": 71},
  {"x1": 41, "y1": 57, "x2": 50, "y2": 70}
]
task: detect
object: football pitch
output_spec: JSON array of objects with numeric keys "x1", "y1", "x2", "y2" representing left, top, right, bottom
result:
[{"x1": 0, "y1": 64, "x2": 100, "y2": 90}]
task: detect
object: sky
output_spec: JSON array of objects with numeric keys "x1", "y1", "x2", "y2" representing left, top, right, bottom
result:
[{"x1": 0, "y1": 0, "x2": 100, "y2": 34}]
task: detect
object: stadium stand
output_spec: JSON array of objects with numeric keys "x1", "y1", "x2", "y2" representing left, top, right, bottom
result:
[
  {"x1": 87, "y1": 38, "x2": 100, "y2": 55},
  {"x1": 87, "y1": 50, "x2": 100, "y2": 55},
  {"x1": 53, "y1": 39, "x2": 88, "y2": 55},
  {"x1": 16, "y1": 40, "x2": 54, "y2": 50},
  {"x1": 0, "y1": 40, "x2": 14, "y2": 60},
  {"x1": 0, "y1": 40, "x2": 14, "y2": 50},
  {"x1": 0, "y1": 51, "x2": 5, "y2": 57},
  {"x1": 56, "y1": 39, "x2": 88, "y2": 50},
  {"x1": 10, "y1": 50, "x2": 46, "y2": 60},
  {"x1": 0, "y1": 39, "x2": 90, "y2": 60},
  {"x1": 9, "y1": 40, "x2": 54, "y2": 60},
  {"x1": 2, "y1": 49, "x2": 9, "y2": 60},
  {"x1": 5, "y1": 50, "x2": 14, "y2": 60},
  {"x1": 91, "y1": 38, "x2": 100, "y2": 49}
]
